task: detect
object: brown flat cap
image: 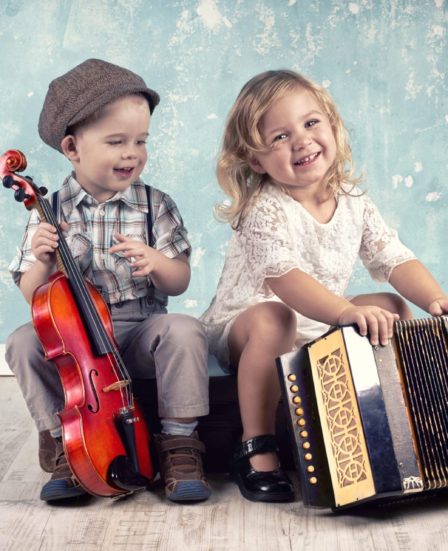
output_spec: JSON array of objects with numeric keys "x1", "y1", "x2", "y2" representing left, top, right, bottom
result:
[{"x1": 38, "y1": 58, "x2": 160, "y2": 153}]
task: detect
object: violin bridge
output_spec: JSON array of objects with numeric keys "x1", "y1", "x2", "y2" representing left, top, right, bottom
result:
[{"x1": 102, "y1": 380, "x2": 130, "y2": 393}]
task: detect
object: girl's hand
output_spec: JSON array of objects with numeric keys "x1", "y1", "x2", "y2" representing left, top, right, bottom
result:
[
  {"x1": 109, "y1": 233, "x2": 160, "y2": 277},
  {"x1": 337, "y1": 305, "x2": 399, "y2": 347},
  {"x1": 428, "y1": 296, "x2": 448, "y2": 316},
  {"x1": 31, "y1": 222, "x2": 67, "y2": 265}
]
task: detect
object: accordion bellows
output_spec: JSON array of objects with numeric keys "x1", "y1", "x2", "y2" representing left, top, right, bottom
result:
[{"x1": 277, "y1": 315, "x2": 448, "y2": 509}]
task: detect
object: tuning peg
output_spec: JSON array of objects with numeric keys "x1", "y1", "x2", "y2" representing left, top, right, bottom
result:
[
  {"x1": 14, "y1": 188, "x2": 26, "y2": 202},
  {"x1": 22, "y1": 174, "x2": 47, "y2": 196},
  {"x1": 2, "y1": 175, "x2": 15, "y2": 188}
]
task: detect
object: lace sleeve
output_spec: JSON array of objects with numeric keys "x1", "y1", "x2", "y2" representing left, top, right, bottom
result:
[
  {"x1": 359, "y1": 195, "x2": 415, "y2": 282},
  {"x1": 238, "y1": 195, "x2": 300, "y2": 293}
]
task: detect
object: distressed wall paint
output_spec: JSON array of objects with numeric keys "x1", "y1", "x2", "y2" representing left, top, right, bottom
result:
[{"x1": 0, "y1": 0, "x2": 446, "y2": 342}]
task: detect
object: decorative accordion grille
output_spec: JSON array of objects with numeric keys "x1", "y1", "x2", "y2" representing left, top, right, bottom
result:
[
  {"x1": 315, "y1": 348, "x2": 368, "y2": 488},
  {"x1": 394, "y1": 316, "x2": 448, "y2": 490}
]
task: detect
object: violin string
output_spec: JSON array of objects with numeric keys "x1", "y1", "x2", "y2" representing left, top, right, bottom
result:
[{"x1": 39, "y1": 197, "x2": 135, "y2": 409}]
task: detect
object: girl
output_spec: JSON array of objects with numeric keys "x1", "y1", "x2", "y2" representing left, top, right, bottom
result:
[{"x1": 200, "y1": 70, "x2": 448, "y2": 503}]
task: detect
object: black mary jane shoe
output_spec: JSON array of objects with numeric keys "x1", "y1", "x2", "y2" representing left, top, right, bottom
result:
[{"x1": 230, "y1": 434, "x2": 294, "y2": 503}]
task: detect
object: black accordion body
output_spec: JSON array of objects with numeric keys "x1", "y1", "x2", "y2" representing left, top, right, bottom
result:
[{"x1": 277, "y1": 315, "x2": 448, "y2": 509}]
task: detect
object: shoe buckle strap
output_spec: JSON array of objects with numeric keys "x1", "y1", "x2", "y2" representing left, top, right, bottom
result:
[{"x1": 233, "y1": 434, "x2": 278, "y2": 463}]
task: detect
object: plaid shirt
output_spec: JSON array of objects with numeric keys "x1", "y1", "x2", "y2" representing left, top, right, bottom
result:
[{"x1": 9, "y1": 174, "x2": 191, "y2": 306}]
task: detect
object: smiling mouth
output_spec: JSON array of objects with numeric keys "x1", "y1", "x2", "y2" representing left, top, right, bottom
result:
[
  {"x1": 294, "y1": 152, "x2": 320, "y2": 166},
  {"x1": 114, "y1": 167, "x2": 134, "y2": 175}
]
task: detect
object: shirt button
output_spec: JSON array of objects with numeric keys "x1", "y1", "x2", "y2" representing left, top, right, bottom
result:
[{"x1": 98, "y1": 209, "x2": 105, "y2": 216}]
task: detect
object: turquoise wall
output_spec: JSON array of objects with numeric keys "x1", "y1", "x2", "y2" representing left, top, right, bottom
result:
[{"x1": 0, "y1": 0, "x2": 446, "y2": 342}]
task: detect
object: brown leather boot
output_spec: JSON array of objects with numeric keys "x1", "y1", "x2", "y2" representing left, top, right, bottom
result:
[
  {"x1": 154, "y1": 431, "x2": 211, "y2": 502},
  {"x1": 39, "y1": 437, "x2": 87, "y2": 501},
  {"x1": 38, "y1": 430, "x2": 57, "y2": 473}
]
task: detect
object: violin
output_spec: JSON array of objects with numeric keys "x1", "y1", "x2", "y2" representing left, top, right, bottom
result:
[{"x1": 1, "y1": 149, "x2": 154, "y2": 497}]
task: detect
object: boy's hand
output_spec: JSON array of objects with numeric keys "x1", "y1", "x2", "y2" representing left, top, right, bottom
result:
[
  {"x1": 428, "y1": 296, "x2": 448, "y2": 316},
  {"x1": 109, "y1": 233, "x2": 161, "y2": 277},
  {"x1": 31, "y1": 222, "x2": 67, "y2": 266},
  {"x1": 337, "y1": 305, "x2": 399, "y2": 347}
]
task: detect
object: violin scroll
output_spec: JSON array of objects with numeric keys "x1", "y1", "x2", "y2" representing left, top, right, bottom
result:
[
  {"x1": 0, "y1": 149, "x2": 27, "y2": 174},
  {"x1": 1, "y1": 149, "x2": 48, "y2": 208}
]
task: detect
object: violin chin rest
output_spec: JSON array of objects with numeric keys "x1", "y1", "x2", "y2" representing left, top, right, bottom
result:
[{"x1": 107, "y1": 455, "x2": 151, "y2": 494}]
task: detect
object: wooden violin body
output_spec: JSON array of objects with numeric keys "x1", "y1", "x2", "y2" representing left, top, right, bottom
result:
[
  {"x1": 33, "y1": 273, "x2": 153, "y2": 496},
  {"x1": 1, "y1": 149, "x2": 154, "y2": 497}
]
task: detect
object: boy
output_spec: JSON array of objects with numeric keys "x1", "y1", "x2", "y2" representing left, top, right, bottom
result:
[{"x1": 6, "y1": 59, "x2": 211, "y2": 503}]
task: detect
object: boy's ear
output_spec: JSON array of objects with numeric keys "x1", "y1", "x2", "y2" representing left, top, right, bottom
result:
[
  {"x1": 248, "y1": 156, "x2": 266, "y2": 175},
  {"x1": 60, "y1": 135, "x2": 80, "y2": 161}
]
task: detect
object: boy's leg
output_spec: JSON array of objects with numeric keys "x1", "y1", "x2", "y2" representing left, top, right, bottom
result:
[
  {"x1": 119, "y1": 312, "x2": 209, "y2": 420},
  {"x1": 5, "y1": 322, "x2": 86, "y2": 501},
  {"x1": 119, "y1": 312, "x2": 211, "y2": 501},
  {"x1": 6, "y1": 322, "x2": 64, "y2": 432}
]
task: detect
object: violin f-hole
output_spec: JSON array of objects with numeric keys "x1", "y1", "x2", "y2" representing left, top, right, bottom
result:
[{"x1": 87, "y1": 369, "x2": 100, "y2": 413}]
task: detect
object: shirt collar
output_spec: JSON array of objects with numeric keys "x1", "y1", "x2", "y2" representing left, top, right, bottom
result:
[{"x1": 59, "y1": 174, "x2": 149, "y2": 216}]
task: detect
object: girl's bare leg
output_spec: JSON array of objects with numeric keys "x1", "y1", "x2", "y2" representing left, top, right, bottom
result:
[
  {"x1": 228, "y1": 301, "x2": 297, "y2": 471},
  {"x1": 350, "y1": 291, "x2": 413, "y2": 320}
]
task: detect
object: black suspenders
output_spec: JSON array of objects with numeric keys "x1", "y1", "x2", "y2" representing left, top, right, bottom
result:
[{"x1": 144, "y1": 184, "x2": 154, "y2": 247}]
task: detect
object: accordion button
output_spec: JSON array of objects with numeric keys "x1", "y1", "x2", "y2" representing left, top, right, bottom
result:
[
  {"x1": 300, "y1": 430, "x2": 308, "y2": 438},
  {"x1": 295, "y1": 407, "x2": 304, "y2": 416},
  {"x1": 290, "y1": 384, "x2": 299, "y2": 393},
  {"x1": 307, "y1": 465, "x2": 315, "y2": 473},
  {"x1": 304, "y1": 453, "x2": 312, "y2": 460},
  {"x1": 303, "y1": 441, "x2": 311, "y2": 449},
  {"x1": 297, "y1": 419, "x2": 306, "y2": 427},
  {"x1": 293, "y1": 396, "x2": 302, "y2": 404},
  {"x1": 288, "y1": 374, "x2": 297, "y2": 382},
  {"x1": 309, "y1": 477, "x2": 318, "y2": 485}
]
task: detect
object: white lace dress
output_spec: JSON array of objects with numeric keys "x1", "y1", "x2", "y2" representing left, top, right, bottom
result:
[{"x1": 200, "y1": 184, "x2": 415, "y2": 372}]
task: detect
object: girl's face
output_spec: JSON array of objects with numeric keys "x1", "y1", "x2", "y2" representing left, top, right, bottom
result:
[{"x1": 250, "y1": 87, "x2": 337, "y2": 200}]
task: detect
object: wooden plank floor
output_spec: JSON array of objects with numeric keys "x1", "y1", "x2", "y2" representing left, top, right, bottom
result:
[{"x1": 1, "y1": 377, "x2": 447, "y2": 551}]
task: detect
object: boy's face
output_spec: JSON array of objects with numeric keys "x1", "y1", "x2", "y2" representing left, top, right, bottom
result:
[{"x1": 67, "y1": 95, "x2": 151, "y2": 202}]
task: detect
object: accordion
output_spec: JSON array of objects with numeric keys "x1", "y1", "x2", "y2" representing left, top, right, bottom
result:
[{"x1": 277, "y1": 315, "x2": 448, "y2": 509}]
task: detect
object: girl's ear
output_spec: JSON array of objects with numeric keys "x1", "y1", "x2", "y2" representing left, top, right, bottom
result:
[
  {"x1": 248, "y1": 156, "x2": 266, "y2": 175},
  {"x1": 60, "y1": 135, "x2": 80, "y2": 162}
]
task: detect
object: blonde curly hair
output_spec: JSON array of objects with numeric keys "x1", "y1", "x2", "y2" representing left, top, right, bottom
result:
[{"x1": 215, "y1": 70, "x2": 361, "y2": 228}]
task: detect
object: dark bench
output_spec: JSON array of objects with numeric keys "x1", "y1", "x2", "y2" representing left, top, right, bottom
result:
[{"x1": 134, "y1": 356, "x2": 294, "y2": 473}]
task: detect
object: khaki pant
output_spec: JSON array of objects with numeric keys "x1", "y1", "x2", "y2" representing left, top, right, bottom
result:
[{"x1": 6, "y1": 297, "x2": 209, "y2": 432}]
